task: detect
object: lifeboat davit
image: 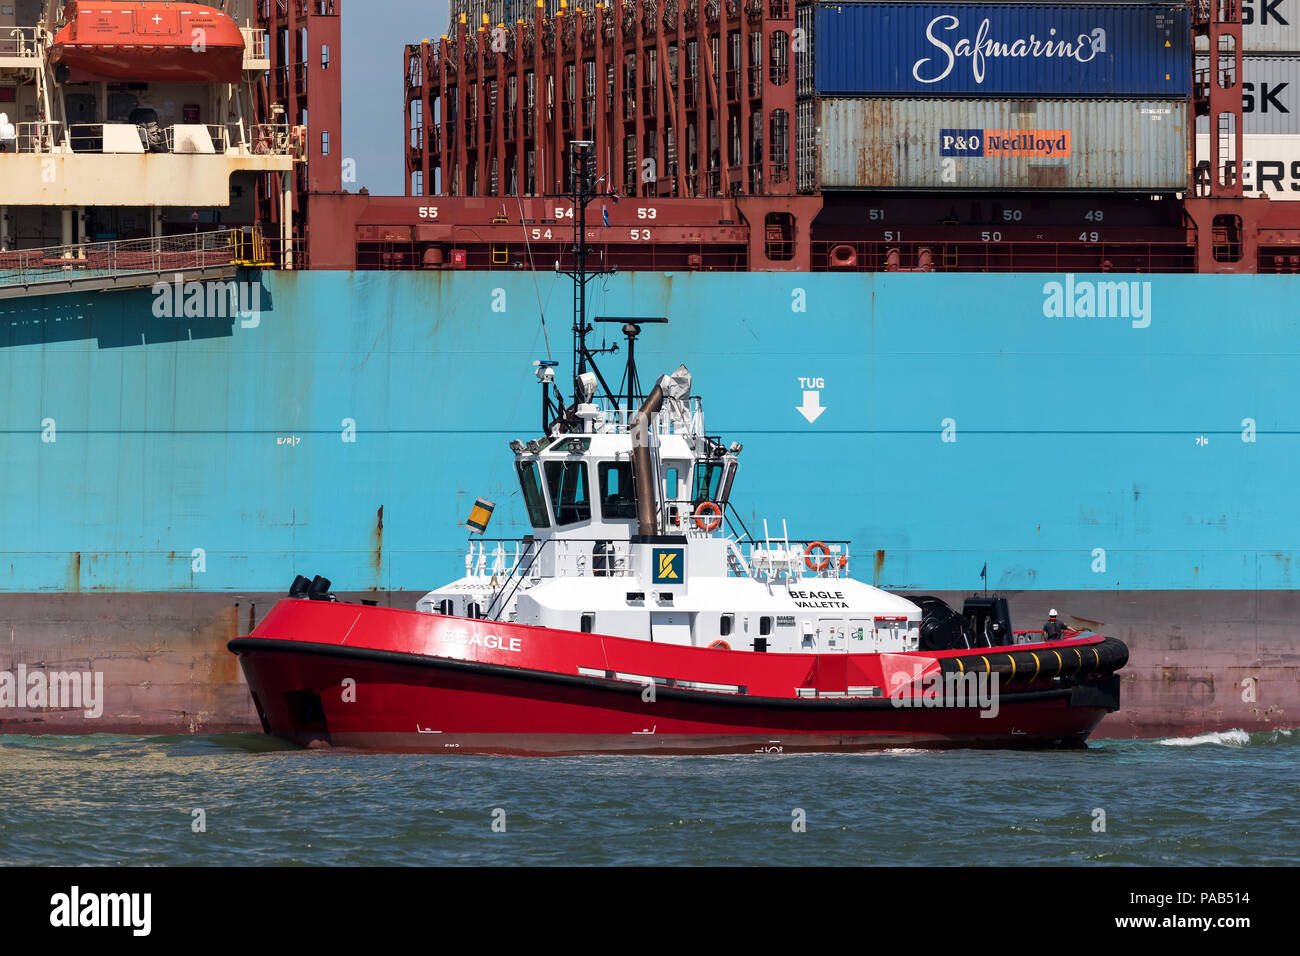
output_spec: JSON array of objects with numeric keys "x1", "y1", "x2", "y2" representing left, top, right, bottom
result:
[{"x1": 48, "y1": 1, "x2": 245, "y2": 83}]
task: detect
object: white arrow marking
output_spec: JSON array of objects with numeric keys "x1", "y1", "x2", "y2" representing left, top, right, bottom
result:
[{"x1": 796, "y1": 389, "x2": 826, "y2": 423}]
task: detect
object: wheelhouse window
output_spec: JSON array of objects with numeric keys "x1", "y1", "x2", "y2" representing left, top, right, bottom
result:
[
  {"x1": 598, "y1": 461, "x2": 637, "y2": 520},
  {"x1": 692, "y1": 461, "x2": 724, "y2": 505},
  {"x1": 665, "y1": 464, "x2": 682, "y2": 525},
  {"x1": 544, "y1": 460, "x2": 592, "y2": 525},
  {"x1": 516, "y1": 461, "x2": 551, "y2": 528}
]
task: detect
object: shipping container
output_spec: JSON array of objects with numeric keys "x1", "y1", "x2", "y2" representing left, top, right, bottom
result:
[
  {"x1": 811, "y1": 98, "x2": 1188, "y2": 191},
  {"x1": 1195, "y1": 54, "x2": 1300, "y2": 134},
  {"x1": 1194, "y1": 0, "x2": 1300, "y2": 53},
  {"x1": 812, "y1": 3, "x2": 1192, "y2": 98},
  {"x1": 1195, "y1": 133, "x2": 1300, "y2": 198}
]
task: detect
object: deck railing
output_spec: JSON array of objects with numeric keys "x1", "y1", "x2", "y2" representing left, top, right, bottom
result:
[
  {"x1": 0, "y1": 228, "x2": 274, "y2": 292},
  {"x1": 241, "y1": 26, "x2": 268, "y2": 62},
  {"x1": 0, "y1": 26, "x2": 43, "y2": 58},
  {"x1": 12, "y1": 121, "x2": 59, "y2": 153},
  {"x1": 4, "y1": 121, "x2": 292, "y2": 156},
  {"x1": 457, "y1": 531, "x2": 851, "y2": 595}
]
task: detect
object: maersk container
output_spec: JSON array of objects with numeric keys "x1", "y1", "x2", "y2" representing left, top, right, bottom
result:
[
  {"x1": 1241, "y1": 0, "x2": 1300, "y2": 51},
  {"x1": 1193, "y1": 0, "x2": 1300, "y2": 53},
  {"x1": 1194, "y1": 55, "x2": 1300, "y2": 135},
  {"x1": 813, "y1": 3, "x2": 1192, "y2": 98},
  {"x1": 1195, "y1": 133, "x2": 1300, "y2": 199},
  {"x1": 813, "y1": 98, "x2": 1188, "y2": 190}
]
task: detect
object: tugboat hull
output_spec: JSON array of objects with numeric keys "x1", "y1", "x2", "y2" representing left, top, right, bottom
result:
[{"x1": 229, "y1": 601, "x2": 1125, "y2": 755}]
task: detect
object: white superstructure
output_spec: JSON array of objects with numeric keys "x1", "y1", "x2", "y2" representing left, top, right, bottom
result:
[
  {"x1": 0, "y1": 0, "x2": 292, "y2": 255},
  {"x1": 418, "y1": 363, "x2": 922, "y2": 655}
]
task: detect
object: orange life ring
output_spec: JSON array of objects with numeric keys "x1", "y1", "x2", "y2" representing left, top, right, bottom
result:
[
  {"x1": 709, "y1": 639, "x2": 731, "y2": 650},
  {"x1": 804, "y1": 541, "x2": 831, "y2": 571},
  {"x1": 694, "y1": 500, "x2": 722, "y2": 532}
]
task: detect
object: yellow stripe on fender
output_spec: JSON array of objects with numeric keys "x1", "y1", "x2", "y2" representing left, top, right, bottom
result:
[
  {"x1": 955, "y1": 658, "x2": 965, "y2": 673},
  {"x1": 980, "y1": 656, "x2": 990, "y2": 674},
  {"x1": 1052, "y1": 650, "x2": 1063, "y2": 675},
  {"x1": 1007, "y1": 654, "x2": 1017, "y2": 681},
  {"x1": 1030, "y1": 652, "x2": 1041, "y2": 682}
]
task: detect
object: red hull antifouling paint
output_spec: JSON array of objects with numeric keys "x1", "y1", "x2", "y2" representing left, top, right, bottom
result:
[{"x1": 230, "y1": 600, "x2": 1125, "y2": 755}]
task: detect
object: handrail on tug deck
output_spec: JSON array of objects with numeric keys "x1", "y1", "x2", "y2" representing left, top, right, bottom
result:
[
  {"x1": 482, "y1": 537, "x2": 547, "y2": 621},
  {"x1": 459, "y1": 529, "x2": 856, "y2": 624}
]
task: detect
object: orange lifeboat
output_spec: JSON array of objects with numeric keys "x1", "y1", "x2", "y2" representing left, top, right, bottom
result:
[{"x1": 48, "y1": 1, "x2": 246, "y2": 84}]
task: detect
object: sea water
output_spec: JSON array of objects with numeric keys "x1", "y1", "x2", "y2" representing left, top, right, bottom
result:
[{"x1": 1, "y1": 730, "x2": 1295, "y2": 866}]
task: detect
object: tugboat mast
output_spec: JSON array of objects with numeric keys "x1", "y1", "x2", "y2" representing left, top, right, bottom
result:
[
  {"x1": 560, "y1": 139, "x2": 619, "y2": 411},
  {"x1": 539, "y1": 140, "x2": 665, "y2": 435}
]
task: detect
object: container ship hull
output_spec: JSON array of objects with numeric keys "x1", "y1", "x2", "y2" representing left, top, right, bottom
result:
[{"x1": 0, "y1": 271, "x2": 1296, "y2": 740}]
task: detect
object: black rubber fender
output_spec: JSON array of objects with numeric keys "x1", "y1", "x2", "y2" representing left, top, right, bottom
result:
[{"x1": 937, "y1": 637, "x2": 1128, "y2": 685}]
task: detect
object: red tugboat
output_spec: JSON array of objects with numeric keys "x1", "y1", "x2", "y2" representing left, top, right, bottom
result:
[{"x1": 229, "y1": 143, "x2": 1128, "y2": 755}]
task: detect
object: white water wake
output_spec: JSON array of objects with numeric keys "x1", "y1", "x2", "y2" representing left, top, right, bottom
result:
[{"x1": 1157, "y1": 729, "x2": 1252, "y2": 747}]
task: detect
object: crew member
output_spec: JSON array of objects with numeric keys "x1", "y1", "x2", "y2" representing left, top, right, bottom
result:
[{"x1": 1042, "y1": 609, "x2": 1065, "y2": 640}]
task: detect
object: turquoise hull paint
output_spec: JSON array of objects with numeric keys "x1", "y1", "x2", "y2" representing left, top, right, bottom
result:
[{"x1": 0, "y1": 270, "x2": 1295, "y2": 593}]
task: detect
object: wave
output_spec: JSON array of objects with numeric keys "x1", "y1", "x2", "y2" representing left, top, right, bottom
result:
[{"x1": 1157, "y1": 728, "x2": 1296, "y2": 747}]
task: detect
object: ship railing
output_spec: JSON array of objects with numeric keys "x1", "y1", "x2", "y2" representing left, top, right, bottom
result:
[
  {"x1": 663, "y1": 498, "x2": 732, "y2": 536},
  {"x1": 67, "y1": 123, "x2": 110, "y2": 153},
  {"x1": 548, "y1": 538, "x2": 634, "y2": 579},
  {"x1": 739, "y1": 536, "x2": 852, "y2": 581},
  {"x1": 250, "y1": 122, "x2": 294, "y2": 155},
  {"x1": 469, "y1": 536, "x2": 637, "y2": 621},
  {"x1": 0, "y1": 228, "x2": 263, "y2": 291},
  {"x1": 462, "y1": 538, "x2": 531, "y2": 581},
  {"x1": 162, "y1": 124, "x2": 229, "y2": 154},
  {"x1": 473, "y1": 537, "x2": 547, "y2": 621},
  {"x1": 465, "y1": 537, "x2": 635, "y2": 583},
  {"x1": 0, "y1": 26, "x2": 43, "y2": 59},
  {"x1": 56, "y1": 122, "x2": 247, "y2": 156},
  {"x1": 241, "y1": 26, "x2": 268, "y2": 63},
  {"x1": 12, "y1": 121, "x2": 59, "y2": 153}
]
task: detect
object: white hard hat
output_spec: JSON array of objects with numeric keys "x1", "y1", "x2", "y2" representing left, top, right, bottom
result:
[{"x1": 1049, "y1": 609, "x2": 1058, "y2": 617}]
